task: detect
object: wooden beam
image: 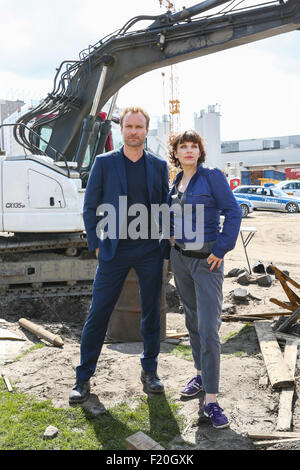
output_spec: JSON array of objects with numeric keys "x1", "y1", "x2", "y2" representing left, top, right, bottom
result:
[
  {"x1": 248, "y1": 431, "x2": 300, "y2": 440},
  {"x1": 222, "y1": 315, "x2": 269, "y2": 322},
  {"x1": 125, "y1": 431, "x2": 164, "y2": 450},
  {"x1": 269, "y1": 265, "x2": 300, "y2": 302},
  {"x1": 254, "y1": 321, "x2": 294, "y2": 388},
  {"x1": 276, "y1": 340, "x2": 298, "y2": 431},
  {"x1": 18, "y1": 318, "x2": 64, "y2": 347},
  {"x1": 269, "y1": 298, "x2": 294, "y2": 311},
  {"x1": 223, "y1": 312, "x2": 293, "y2": 322},
  {"x1": 253, "y1": 438, "x2": 300, "y2": 448},
  {"x1": 0, "y1": 370, "x2": 13, "y2": 392}
]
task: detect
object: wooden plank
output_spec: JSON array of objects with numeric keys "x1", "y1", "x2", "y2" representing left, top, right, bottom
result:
[
  {"x1": 276, "y1": 306, "x2": 300, "y2": 333},
  {"x1": 0, "y1": 328, "x2": 25, "y2": 341},
  {"x1": 222, "y1": 312, "x2": 292, "y2": 322},
  {"x1": 276, "y1": 341, "x2": 298, "y2": 431},
  {"x1": 271, "y1": 267, "x2": 300, "y2": 306},
  {"x1": 0, "y1": 369, "x2": 13, "y2": 392},
  {"x1": 166, "y1": 333, "x2": 189, "y2": 339},
  {"x1": 222, "y1": 315, "x2": 267, "y2": 322},
  {"x1": 248, "y1": 431, "x2": 300, "y2": 440},
  {"x1": 254, "y1": 321, "x2": 294, "y2": 388},
  {"x1": 269, "y1": 298, "x2": 294, "y2": 311},
  {"x1": 253, "y1": 438, "x2": 300, "y2": 448},
  {"x1": 125, "y1": 431, "x2": 164, "y2": 450},
  {"x1": 243, "y1": 311, "x2": 293, "y2": 318}
]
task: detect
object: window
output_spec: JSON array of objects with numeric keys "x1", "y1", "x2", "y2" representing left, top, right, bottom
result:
[
  {"x1": 82, "y1": 125, "x2": 101, "y2": 169},
  {"x1": 255, "y1": 188, "x2": 268, "y2": 195},
  {"x1": 234, "y1": 187, "x2": 248, "y2": 193},
  {"x1": 111, "y1": 121, "x2": 122, "y2": 149},
  {"x1": 39, "y1": 125, "x2": 53, "y2": 152}
]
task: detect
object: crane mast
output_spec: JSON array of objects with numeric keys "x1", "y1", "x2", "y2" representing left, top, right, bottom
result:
[{"x1": 159, "y1": 0, "x2": 181, "y2": 135}]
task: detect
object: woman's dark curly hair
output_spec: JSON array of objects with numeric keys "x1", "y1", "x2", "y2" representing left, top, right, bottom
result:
[{"x1": 168, "y1": 129, "x2": 206, "y2": 168}]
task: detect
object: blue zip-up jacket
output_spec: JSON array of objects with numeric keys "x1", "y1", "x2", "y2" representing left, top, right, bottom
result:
[{"x1": 167, "y1": 165, "x2": 242, "y2": 259}]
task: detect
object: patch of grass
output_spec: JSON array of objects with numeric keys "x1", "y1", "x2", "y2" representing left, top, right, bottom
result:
[
  {"x1": 221, "y1": 323, "x2": 253, "y2": 344},
  {"x1": 170, "y1": 324, "x2": 257, "y2": 362},
  {"x1": 221, "y1": 323, "x2": 259, "y2": 357},
  {"x1": 0, "y1": 382, "x2": 186, "y2": 450},
  {"x1": 170, "y1": 344, "x2": 193, "y2": 362},
  {"x1": 13, "y1": 343, "x2": 45, "y2": 362},
  {"x1": 221, "y1": 351, "x2": 245, "y2": 359}
]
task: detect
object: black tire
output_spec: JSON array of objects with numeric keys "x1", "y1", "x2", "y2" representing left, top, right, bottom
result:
[
  {"x1": 240, "y1": 204, "x2": 249, "y2": 218},
  {"x1": 286, "y1": 202, "x2": 299, "y2": 213}
]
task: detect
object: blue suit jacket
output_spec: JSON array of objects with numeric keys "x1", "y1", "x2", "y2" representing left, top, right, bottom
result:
[
  {"x1": 83, "y1": 147, "x2": 170, "y2": 261},
  {"x1": 167, "y1": 165, "x2": 242, "y2": 259}
]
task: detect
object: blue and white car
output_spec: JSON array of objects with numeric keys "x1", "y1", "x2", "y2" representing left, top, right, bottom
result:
[
  {"x1": 233, "y1": 195, "x2": 254, "y2": 218},
  {"x1": 233, "y1": 185, "x2": 300, "y2": 213}
]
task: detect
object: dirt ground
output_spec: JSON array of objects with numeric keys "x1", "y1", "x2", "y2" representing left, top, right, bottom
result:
[{"x1": 1, "y1": 210, "x2": 300, "y2": 451}]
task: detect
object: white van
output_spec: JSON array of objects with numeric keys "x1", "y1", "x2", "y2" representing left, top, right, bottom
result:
[{"x1": 275, "y1": 180, "x2": 300, "y2": 198}]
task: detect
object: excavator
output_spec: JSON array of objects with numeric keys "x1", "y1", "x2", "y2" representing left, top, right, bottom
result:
[{"x1": 0, "y1": 0, "x2": 299, "y2": 298}]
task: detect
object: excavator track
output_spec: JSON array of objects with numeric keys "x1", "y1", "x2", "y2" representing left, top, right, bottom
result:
[
  {"x1": 0, "y1": 232, "x2": 87, "y2": 254},
  {"x1": 1, "y1": 282, "x2": 94, "y2": 299},
  {"x1": 0, "y1": 233, "x2": 97, "y2": 299}
]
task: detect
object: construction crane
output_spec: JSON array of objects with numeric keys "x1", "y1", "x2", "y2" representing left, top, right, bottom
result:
[{"x1": 159, "y1": 0, "x2": 181, "y2": 135}]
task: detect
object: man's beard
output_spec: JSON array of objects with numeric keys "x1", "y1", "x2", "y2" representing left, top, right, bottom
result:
[{"x1": 124, "y1": 136, "x2": 145, "y2": 147}]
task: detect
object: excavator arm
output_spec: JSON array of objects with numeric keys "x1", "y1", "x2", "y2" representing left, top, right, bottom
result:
[{"x1": 15, "y1": 0, "x2": 300, "y2": 172}]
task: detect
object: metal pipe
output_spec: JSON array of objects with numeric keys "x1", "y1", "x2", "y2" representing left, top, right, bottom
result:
[
  {"x1": 170, "y1": 0, "x2": 231, "y2": 21},
  {"x1": 90, "y1": 65, "x2": 109, "y2": 117},
  {"x1": 107, "y1": 92, "x2": 119, "y2": 121}
]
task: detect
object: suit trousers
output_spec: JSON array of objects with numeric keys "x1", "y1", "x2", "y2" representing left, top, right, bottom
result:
[
  {"x1": 170, "y1": 246, "x2": 224, "y2": 394},
  {"x1": 76, "y1": 240, "x2": 163, "y2": 382}
]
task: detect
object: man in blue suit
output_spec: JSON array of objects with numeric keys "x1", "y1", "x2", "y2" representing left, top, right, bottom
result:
[{"x1": 69, "y1": 106, "x2": 169, "y2": 404}]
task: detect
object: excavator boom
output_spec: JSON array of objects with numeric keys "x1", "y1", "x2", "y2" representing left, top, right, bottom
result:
[{"x1": 14, "y1": 0, "x2": 300, "y2": 170}]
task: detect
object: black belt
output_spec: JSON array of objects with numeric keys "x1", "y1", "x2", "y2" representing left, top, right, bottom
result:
[{"x1": 174, "y1": 244, "x2": 211, "y2": 259}]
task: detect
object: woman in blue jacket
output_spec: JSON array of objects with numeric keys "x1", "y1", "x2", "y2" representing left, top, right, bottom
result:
[{"x1": 168, "y1": 129, "x2": 242, "y2": 429}]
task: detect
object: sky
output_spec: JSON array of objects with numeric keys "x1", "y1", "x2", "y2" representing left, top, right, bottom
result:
[{"x1": 0, "y1": 0, "x2": 299, "y2": 141}]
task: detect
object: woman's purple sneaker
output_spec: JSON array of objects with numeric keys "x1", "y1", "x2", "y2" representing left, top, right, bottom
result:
[
  {"x1": 180, "y1": 375, "x2": 203, "y2": 397},
  {"x1": 203, "y1": 402, "x2": 229, "y2": 429}
]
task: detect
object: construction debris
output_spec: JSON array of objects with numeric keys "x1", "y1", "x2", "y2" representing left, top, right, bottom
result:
[
  {"x1": 252, "y1": 261, "x2": 266, "y2": 274},
  {"x1": 256, "y1": 274, "x2": 272, "y2": 288},
  {"x1": 1, "y1": 369, "x2": 13, "y2": 392},
  {"x1": 0, "y1": 328, "x2": 25, "y2": 341},
  {"x1": 248, "y1": 431, "x2": 300, "y2": 440},
  {"x1": 275, "y1": 306, "x2": 300, "y2": 333},
  {"x1": 125, "y1": 431, "x2": 164, "y2": 450},
  {"x1": 233, "y1": 288, "x2": 248, "y2": 301},
  {"x1": 269, "y1": 265, "x2": 300, "y2": 315},
  {"x1": 276, "y1": 340, "x2": 298, "y2": 431},
  {"x1": 253, "y1": 438, "x2": 300, "y2": 448},
  {"x1": 254, "y1": 321, "x2": 294, "y2": 389}
]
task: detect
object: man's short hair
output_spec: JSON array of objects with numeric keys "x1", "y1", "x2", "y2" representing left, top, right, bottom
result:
[{"x1": 120, "y1": 106, "x2": 150, "y2": 129}]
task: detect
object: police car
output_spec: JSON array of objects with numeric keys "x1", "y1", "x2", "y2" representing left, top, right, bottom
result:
[
  {"x1": 233, "y1": 195, "x2": 254, "y2": 218},
  {"x1": 233, "y1": 185, "x2": 300, "y2": 213},
  {"x1": 274, "y1": 180, "x2": 300, "y2": 198}
]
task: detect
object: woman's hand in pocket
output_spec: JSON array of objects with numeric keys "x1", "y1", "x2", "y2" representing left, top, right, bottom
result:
[{"x1": 207, "y1": 253, "x2": 223, "y2": 271}]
